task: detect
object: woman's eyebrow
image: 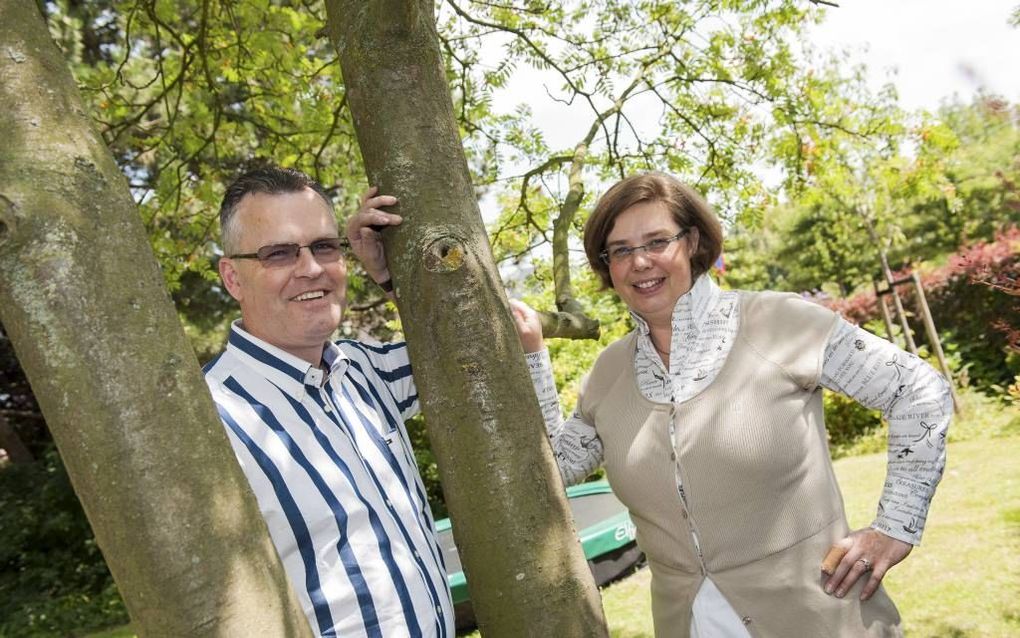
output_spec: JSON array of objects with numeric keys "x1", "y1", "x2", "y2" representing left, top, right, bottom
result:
[{"x1": 605, "y1": 229, "x2": 677, "y2": 246}]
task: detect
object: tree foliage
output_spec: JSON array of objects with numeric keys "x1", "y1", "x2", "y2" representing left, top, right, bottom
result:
[
  {"x1": 0, "y1": 448, "x2": 129, "y2": 637},
  {"x1": 727, "y1": 93, "x2": 1020, "y2": 297},
  {"x1": 450, "y1": 0, "x2": 839, "y2": 316},
  {"x1": 42, "y1": 0, "x2": 380, "y2": 360},
  {"x1": 42, "y1": 0, "x2": 851, "y2": 339}
]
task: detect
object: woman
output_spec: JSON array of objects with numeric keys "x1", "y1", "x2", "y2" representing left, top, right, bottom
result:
[{"x1": 512, "y1": 173, "x2": 952, "y2": 637}]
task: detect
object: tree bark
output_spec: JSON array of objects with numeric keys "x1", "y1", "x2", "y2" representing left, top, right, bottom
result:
[
  {"x1": 0, "y1": 3, "x2": 310, "y2": 636},
  {"x1": 323, "y1": 2, "x2": 608, "y2": 635}
]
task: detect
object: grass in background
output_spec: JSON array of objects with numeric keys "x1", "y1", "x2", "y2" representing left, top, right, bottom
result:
[
  {"x1": 602, "y1": 568, "x2": 653, "y2": 637},
  {"x1": 838, "y1": 436, "x2": 1020, "y2": 637}
]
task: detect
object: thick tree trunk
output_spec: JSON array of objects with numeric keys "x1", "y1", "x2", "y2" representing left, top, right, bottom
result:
[
  {"x1": 323, "y1": 2, "x2": 608, "y2": 636},
  {"x1": 0, "y1": 4, "x2": 310, "y2": 636}
]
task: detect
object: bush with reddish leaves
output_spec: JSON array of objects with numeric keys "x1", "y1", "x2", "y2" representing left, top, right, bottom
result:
[
  {"x1": 821, "y1": 227, "x2": 1019, "y2": 394},
  {"x1": 818, "y1": 290, "x2": 878, "y2": 328},
  {"x1": 947, "y1": 227, "x2": 1020, "y2": 353}
]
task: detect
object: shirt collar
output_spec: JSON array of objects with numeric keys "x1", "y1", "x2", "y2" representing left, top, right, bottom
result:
[
  {"x1": 630, "y1": 274, "x2": 721, "y2": 337},
  {"x1": 226, "y1": 321, "x2": 348, "y2": 399}
]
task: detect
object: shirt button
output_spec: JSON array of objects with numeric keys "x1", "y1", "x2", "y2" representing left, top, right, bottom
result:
[
  {"x1": 741, "y1": 616, "x2": 752, "y2": 625},
  {"x1": 670, "y1": 451, "x2": 677, "y2": 461},
  {"x1": 682, "y1": 510, "x2": 688, "y2": 519},
  {"x1": 323, "y1": 404, "x2": 331, "y2": 412}
]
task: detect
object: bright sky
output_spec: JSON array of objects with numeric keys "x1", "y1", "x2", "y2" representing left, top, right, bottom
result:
[{"x1": 810, "y1": 0, "x2": 1020, "y2": 112}]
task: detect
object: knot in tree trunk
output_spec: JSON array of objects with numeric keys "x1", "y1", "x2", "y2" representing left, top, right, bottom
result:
[{"x1": 423, "y1": 235, "x2": 466, "y2": 273}]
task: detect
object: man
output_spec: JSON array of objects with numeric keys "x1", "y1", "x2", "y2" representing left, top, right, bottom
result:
[{"x1": 204, "y1": 166, "x2": 452, "y2": 637}]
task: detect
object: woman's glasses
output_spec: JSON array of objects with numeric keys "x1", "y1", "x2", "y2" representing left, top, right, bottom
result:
[{"x1": 599, "y1": 229, "x2": 688, "y2": 265}]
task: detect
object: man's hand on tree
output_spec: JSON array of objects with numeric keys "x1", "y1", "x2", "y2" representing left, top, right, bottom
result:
[{"x1": 346, "y1": 186, "x2": 402, "y2": 288}]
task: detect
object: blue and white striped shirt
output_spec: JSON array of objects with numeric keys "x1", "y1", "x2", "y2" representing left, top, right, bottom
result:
[{"x1": 204, "y1": 322, "x2": 453, "y2": 638}]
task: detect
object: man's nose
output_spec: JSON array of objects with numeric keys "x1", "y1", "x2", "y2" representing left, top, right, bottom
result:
[{"x1": 292, "y1": 246, "x2": 326, "y2": 276}]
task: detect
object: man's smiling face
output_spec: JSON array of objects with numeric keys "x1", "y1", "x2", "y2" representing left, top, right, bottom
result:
[{"x1": 220, "y1": 188, "x2": 346, "y2": 364}]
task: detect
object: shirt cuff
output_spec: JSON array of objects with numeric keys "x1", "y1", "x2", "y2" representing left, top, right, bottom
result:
[
  {"x1": 871, "y1": 478, "x2": 936, "y2": 546},
  {"x1": 525, "y1": 349, "x2": 551, "y2": 366},
  {"x1": 870, "y1": 519, "x2": 922, "y2": 546}
]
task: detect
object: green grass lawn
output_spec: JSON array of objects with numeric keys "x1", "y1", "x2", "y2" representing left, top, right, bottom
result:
[
  {"x1": 86, "y1": 433, "x2": 1020, "y2": 638},
  {"x1": 836, "y1": 435, "x2": 1020, "y2": 637}
]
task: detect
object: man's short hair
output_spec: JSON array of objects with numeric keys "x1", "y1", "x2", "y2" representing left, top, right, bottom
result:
[
  {"x1": 219, "y1": 166, "x2": 334, "y2": 254},
  {"x1": 582, "y1": 172, "x2": 723, "y2": 289}
]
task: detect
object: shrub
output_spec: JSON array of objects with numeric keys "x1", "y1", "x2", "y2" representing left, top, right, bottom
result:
[
  {"x1": 824, "y1": 391, "x2": 884, "y2": 459},
  {"x1": 0, "y1": 449, "x2": 128, "y2": 638},
  {"x1": 915, "y1": 227, "x2": 1020, "y2": 391},
  {"x1": 818, "y1": 227, "x2": 1020, "y2": 396}
]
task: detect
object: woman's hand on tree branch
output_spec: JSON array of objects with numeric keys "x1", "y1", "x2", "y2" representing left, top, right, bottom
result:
[{"x1": 509, "y1": 299, "x2": 545, "y2": 353}]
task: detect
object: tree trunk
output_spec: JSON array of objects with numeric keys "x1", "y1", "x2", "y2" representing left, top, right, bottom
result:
[
  {"x1": 323, "y1": 2, "x2": 608, "y2": 636},
  {"x1": 0, "y1": 4, "x2": 310, "y2": 636}
]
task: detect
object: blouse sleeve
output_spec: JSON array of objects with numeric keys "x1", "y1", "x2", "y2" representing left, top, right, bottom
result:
[
  {"x1": 525, "y1": 349, "x2": 604, "y2": 486},
  {"x1": 819, "y1": 318, "x2": 953, "y2": 545}
]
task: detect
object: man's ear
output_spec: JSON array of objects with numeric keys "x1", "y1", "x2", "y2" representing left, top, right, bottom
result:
[{"x1": 219, "y1": 258, "x2": 244, "y2": 302}]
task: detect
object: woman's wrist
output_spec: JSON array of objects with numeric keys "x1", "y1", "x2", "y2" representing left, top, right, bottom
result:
[{"x1": 522, "y1": 337, "x2": 545, "y2": 353}]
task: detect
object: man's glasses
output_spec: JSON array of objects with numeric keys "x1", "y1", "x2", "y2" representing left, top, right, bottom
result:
[
  {"x1": 599, "y1": 229, "x2": 689, "y2": 265},
  {"x1": 227, "y1": 237, "x2": 349, "y2": 267}
]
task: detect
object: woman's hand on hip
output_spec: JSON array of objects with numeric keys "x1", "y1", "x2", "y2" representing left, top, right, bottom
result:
[{"x1": 821, "y1": 528, "x2": 913, "y2": 601}]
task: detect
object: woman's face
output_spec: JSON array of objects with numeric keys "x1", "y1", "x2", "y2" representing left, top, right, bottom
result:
[{"x1": 605, "y1": 200, "x2": 699, "y2": 327}]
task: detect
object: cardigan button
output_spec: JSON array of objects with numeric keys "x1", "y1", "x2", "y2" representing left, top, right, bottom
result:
[{"x1": 741, "y1": 616, "x2": 752, "y2": 625}]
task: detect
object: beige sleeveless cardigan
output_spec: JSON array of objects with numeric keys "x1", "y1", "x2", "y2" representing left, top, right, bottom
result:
[{"x1": 578, "y1": 291, "x2": 902, "y2": 637}]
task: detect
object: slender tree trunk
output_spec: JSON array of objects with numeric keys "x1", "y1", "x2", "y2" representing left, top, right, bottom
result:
[
  {"x1": 0, "y1": 4, "x2": 310, "y2": 636},
  {"x1": 323, "y1": 2, "x2": 608, "y2": 635}
]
